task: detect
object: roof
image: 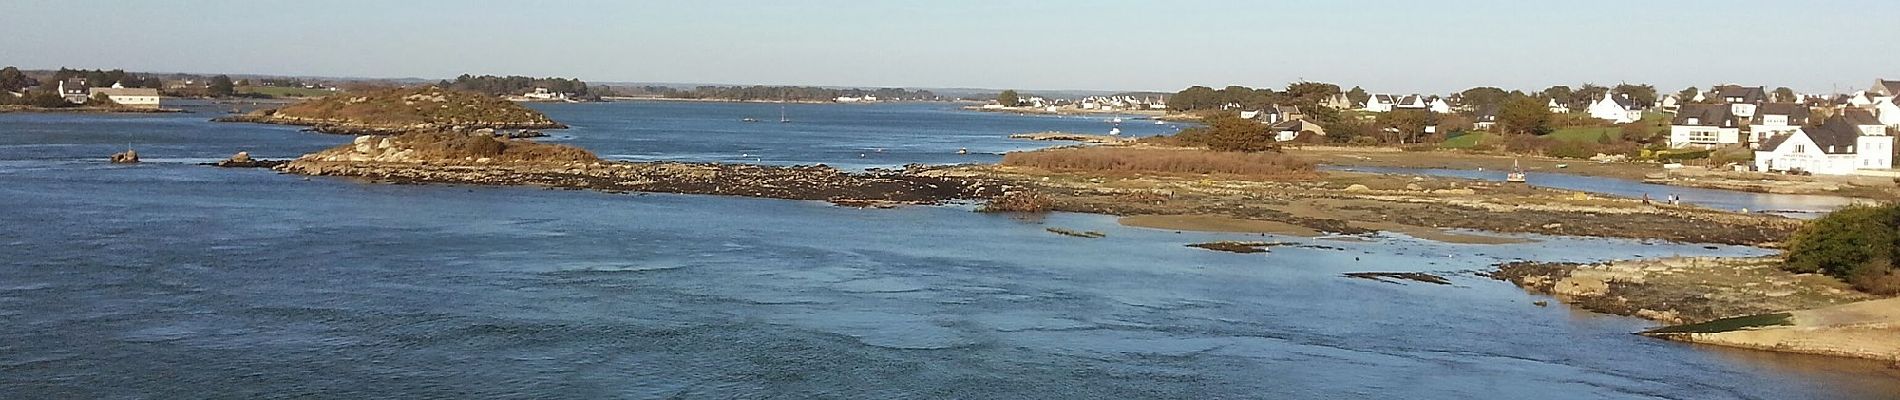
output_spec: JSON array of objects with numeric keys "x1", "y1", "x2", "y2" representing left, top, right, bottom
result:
[
  {"x1": 1842, "y1": 108, "x2": 1882, "y2": 126},
  {"x1": 89, "y1": 87, "x2": 159, "y2": 96},
  {"x1": 1804, "y1": 118, "x2": 1865, "y2": 154},
  {"x1": 1474, "y1": 105, "x2": 1499, "y2": 122},
  {"x1": 1269, "y1": 119, "x2": 1320, "y2": 132},
  {"x1": 1713, "y1": 85, "x2": 1766, "y2": 104},
  {"x1": 1273, "y1": 104, "x2": 1302, "y2": 114},
  {"x1": 1876, "y1": 79, "x2": 1900, "y2": 96},
  {"x1": 1754, "y1": 103, "x2": 1809, "y2": 120},
  {"x1": 1672, "y1": 104, "x2": 1735, "y2": 127},
  {"x1": 1607, "y1": 94, "x2": 1639, "y2": 108},
  {"x1": 60, "y1": 79, "x2": 88, "y2": 93}
]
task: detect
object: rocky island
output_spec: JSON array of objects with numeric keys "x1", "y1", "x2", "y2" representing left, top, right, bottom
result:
[
  {"x1": 277, "y1": 132, "x2": 1000, "y2": 204},
  {"x1": 215, "y1": 86, "x2": 567, "y2": 135}
]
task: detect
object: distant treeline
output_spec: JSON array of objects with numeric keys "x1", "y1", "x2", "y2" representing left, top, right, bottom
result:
[
  {"x1": 440, "y1": 74, "x2": 599, "y2": 98},
  {"x1": 618, "y1": 85, "x2": 938, "y2": 102},
  {"x1": 0, "y1": 67, "x2": 165, "y2": 92}
]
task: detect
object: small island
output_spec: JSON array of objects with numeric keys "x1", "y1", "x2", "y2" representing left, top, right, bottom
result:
[{"x1": 214, "y1": 86, "x2": 567, "y2": 135}]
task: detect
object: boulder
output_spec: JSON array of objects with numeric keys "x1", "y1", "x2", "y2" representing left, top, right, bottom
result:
[{"x1": 109, "y1": 149, "x2": 140, "y2": 164}]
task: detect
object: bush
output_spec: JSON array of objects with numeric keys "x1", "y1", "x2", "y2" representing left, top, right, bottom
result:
[
  {"x1": 1784, "y1": 203, "x2": 1900, "y2": 294},
  {"x1": 1172, "y1": 114, "x2": 1279, "y2": 152},
  {"x1": 1000, "y1": 147, "x2": 1316, "y2": 179},
  {"x1": 394, "y1": 132, "x2": 599, "y2": 163}
]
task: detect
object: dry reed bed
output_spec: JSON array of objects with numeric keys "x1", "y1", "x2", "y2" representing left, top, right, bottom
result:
[{"x1": 1001, "y1": 147, "x2": 1317, "y2": 179}]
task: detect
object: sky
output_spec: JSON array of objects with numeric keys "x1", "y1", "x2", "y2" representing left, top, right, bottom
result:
[{"x1": 3, "y1": 0, "x2": 1896, "y2": 94}]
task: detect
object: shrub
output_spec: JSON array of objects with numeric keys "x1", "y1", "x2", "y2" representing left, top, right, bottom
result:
[
  {"x1": 1000, "y1": 147, "x2": 1316, "y2": 179},
  {"x1": 1172, "y1": 114, "x2": 1279, "y2": 152},
  {"x1": 1784, "y1": 203, "x2": 1900, "y2": 294}
]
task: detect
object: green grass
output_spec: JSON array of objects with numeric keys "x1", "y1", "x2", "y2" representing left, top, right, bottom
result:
[
  {"x1": 1441, "y1": 132, "x2": 1491, "y2": 148},
  {"x1": 1548, "y1": 127, "x2": 1616, "y2": 143},
  {"x1": 1441, "y1": 128, "x2": 1612, "y2": 149},
  {"x1": 238, "y1": 86, "x2": 339, "y2": 98}
]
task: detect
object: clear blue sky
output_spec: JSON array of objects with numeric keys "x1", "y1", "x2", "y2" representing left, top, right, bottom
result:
[{"x1": 3, "y1": 0, "x2": 1894, "y2": 94}]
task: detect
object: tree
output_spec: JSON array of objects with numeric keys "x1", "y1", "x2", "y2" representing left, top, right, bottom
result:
[
  {"x1": 1283, "y1": 81, "x2": 1340, "y2": 104},
  {"x1": 0, "y1": 66, "x2": 36, "y2": 92},
  {"x1": 1784, "y1": 204, "x2": 1900, "y2": 294},
  {"x1": 1773, "y1": 87, "x2": 1796, "y2": 103},
  {"x1": 1346, "y1": 86, "x2": 1369, "y2": 106},
  {"x1": 1540, "y1": 86, "x2": 1574, "y2": 106},
  {"x1": 208, "y1": 75, "x2": 236, "y2": 97},
  {"x1": 1573, "y1": 84, "x2": 1608, "y2": 109},
  {"x1": 1379, "y1": 109, "x2": 1431, "y2": 143},
  {"x1": 1176, "y1": 113, "x2": 1280, "y2": 152},
  {"x1": 1496, "y1": 95, "x2": 1553, "y2": 135},
  {"x1": 996, "y1": 89, "x2": 1020, "y2": 107},
  {"x1": 1170, "y1": 86, "x2": 1221, "y2": 111},
  {"x1": 1677, "y1": 86, "x2": 1700, "y2": 102},
  {"x1": 1612, "y1": 84, "x2": 1658, "y2": 107},
  {"x1": 25, "y1": 90, "x2": 72, "y2": 108},
  {"x1": 1459, "y1": 87, "x2": 1509, "y2": 109}
]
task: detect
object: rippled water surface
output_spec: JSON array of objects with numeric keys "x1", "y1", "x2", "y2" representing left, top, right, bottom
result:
[{"x1": 3, "y1": 102, "x2": 1896, "y2": 399}]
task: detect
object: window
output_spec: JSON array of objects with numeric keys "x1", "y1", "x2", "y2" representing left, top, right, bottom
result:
[{"x1": 1795, "y1": 144, "x2": 1805, "y2": 153}]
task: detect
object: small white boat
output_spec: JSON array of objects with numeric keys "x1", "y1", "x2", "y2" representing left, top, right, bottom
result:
[
  {"x1": 1109, "y1": 127, "x2": 1122, "y2": 136},
  {"x1": 1154, "y1": 120, "x2": 1165, "y2": 125},
  {"x1": 1506, "y1": 159, "x2": 1527, "y2": 183}
]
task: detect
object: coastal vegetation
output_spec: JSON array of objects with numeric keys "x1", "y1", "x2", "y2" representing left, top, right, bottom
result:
[
  {"x1": 1784, "y1": 203, "x2": 1900, "y2": 294},
  {"x1": 978, "y1": 190, "x2": 1056, "y2": 213},
  {"x1": 440, "y1": 74, "x2": 602, "y2": 99},
  {"x1": 217, "y1": 86, "x2": 564, "y2": 134},
  {"x1": 1162, "y1": 114, "x2": 1285, "y2": 152}
]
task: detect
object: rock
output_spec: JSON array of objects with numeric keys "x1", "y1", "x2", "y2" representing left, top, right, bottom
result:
[
  {"x1": 1405, "y1": 183, "x2": 1423, "y2": 191},
  {"x1": 1343, "y1": 184, "x2": 1372, "y2": 192},
  {"x1": 109, "y1": 149, "x2": 139, "y2": 164},
  {"x1": 229, "y1": 151, "x2": 253, "y2": 163}
]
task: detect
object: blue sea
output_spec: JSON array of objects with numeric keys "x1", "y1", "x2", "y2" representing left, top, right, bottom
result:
[{"x1": 1, "y1": 101, "x2": 1894, "y2": 399}]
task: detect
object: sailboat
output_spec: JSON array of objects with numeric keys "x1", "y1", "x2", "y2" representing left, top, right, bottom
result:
[
  {"x1": 1506, "y1": 159, "x2": 1527, "y2": 183},
  {"x1": 778, "y1": 90, "x2": 791, "y2": 123}
]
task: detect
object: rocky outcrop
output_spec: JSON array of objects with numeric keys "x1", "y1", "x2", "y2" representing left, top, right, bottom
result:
[
  {"x1": 204, "y1": 151, "x2": 287, "y2": 168},
  {"x1": 278, "y1": 132, "x2": 1008, "y2": 204},
  {"x1": 109, "y1": 149, "x2": 139, "y2": 164},
  {"x1": 213, "y1": 86, "x2": 566, "y2": 135},
  {"x1": 1490, "y1": 257, "x2": 1871, "y2": 325}
]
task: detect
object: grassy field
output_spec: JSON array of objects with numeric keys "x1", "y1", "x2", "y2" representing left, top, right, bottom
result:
[{"x1": 238, "y1": 86, "x2": 339, "y2": 98}]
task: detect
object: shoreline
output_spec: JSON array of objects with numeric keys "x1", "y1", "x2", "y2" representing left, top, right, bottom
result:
[
  {"x1": 1490, "y1": 257, "x2": 1898, "y2": 362},
  {"x1": 1291, "y1": 146, "x2": 1899, "y2": 199},
  {"x1": 0, "y1": 105, "x2": 187, "y2": 114}
]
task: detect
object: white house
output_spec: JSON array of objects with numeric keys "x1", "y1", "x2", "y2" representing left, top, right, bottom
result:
[
  {"x1": 1362, "y1": 94, "x2": 1396, "y2": 112},
  {"x1": 520, "y1": 87, "x2": 568, "y2": 101},
  {"x1": 57, "y1": 79, "x2": 90, "y2": 104},
  {"x1": 1746, "y1": 103, "x2": 1810, "y2": 147},
  {"x1": 1754, "y1": 118, "x2": 1894, "y2": 175},
  {"x1": 1473, "y1": 106, "x2": 1498, "y2": 131},
  {"x1": 88, "y1": 86, "x2": 162, "y2": 108},
  {"x1": 1392, "y1": 95, "x2": 1429, "y2": 110},
  {"x1": 1320, "y1": 93, "x2": 1353, "y2": 110},
  {"x1": 1427, "y1": 97, "x2": 1452, "y2": 114},
  {"x1": 1873, "y1": 98, "x2": 1900, "y2": 128},
  {"x1": 1546, "y1": 98, "x2": 1570, "y2": 114},
  {"x1": 1586, "y1": 94, "x2": 1642, "y2": 124},
  {"x1": 1670, "y1": 104, "x2": 1741, "y2": 148},
  {"x1": 1657, "y1": 94, "x2": 1680, "y2": 113},
  {"x1": 1269, "y1": 119, "x2": 1325, "y2": 142}
]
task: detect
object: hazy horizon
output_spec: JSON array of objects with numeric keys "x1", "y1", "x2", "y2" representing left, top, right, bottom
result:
[{"x1": 4, "y1": 0, "x2": 1897, "y2": 95}]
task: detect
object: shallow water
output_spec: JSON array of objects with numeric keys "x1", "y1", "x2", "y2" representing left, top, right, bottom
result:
[{"x1": 2, "y1": 103, "x2": 1896, "y2": 399}]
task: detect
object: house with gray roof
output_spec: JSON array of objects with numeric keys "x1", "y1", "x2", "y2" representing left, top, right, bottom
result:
[
  {"x1": 1754, "y1": 116, "x2": 1894, "y2": 175},
  {"x1": 1669, "y1": 104, "x2": 1742, "y2": 148}
]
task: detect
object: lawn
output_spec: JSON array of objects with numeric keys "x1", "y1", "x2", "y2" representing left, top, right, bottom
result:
[
  {"x1": 238, "y1": 86, "x2": 340, "y2": 98},
  {"x1": 1441, "y1": 128, "x2": 1611, "y2": 149}
]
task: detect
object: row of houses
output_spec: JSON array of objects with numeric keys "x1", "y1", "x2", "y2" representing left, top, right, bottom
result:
[
  {"x1": 44, "y1": 78, "x2": 163, "y2": 108},
  {"x1": 1660, "y1": 80, "x2": 1900, "y2": 175}
]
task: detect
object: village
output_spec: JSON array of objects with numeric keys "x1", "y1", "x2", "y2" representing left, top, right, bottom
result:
[{"x1": 981, "y1": 79, "x2": 1900, "y2": 179}]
